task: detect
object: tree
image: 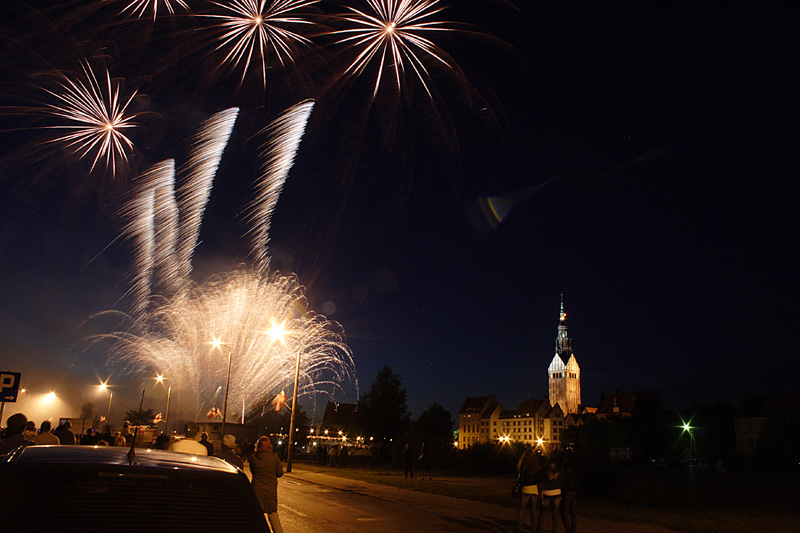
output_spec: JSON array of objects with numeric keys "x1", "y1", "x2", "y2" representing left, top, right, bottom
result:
[
  {"x1": 357, "y1": 366, "x2": 410, "y2": 460},
  {"x1": 414, "y1": 403, "x2": 455, "y2": 469},
  {"x1": 80, "y1": 402, "x2": 96, "y2": 420},
  {"x1": 417, "y1": 403, "x2": 454, "y2": 445},
  {"x1": 124, "y1": 408, "x2": 155, "y2": 427}
]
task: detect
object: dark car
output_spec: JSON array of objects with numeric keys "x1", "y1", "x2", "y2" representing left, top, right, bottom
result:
[{"x1": 0, "y1": 445, "x2": 268, "y2": 531}]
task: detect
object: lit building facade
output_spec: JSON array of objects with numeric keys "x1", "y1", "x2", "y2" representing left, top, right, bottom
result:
[
  {"x1": 457, "y1": 296, "x2": 585, "y2": 449},
  {"x1": 548, "y1": 296, "x2": 581, "y2": 414}
]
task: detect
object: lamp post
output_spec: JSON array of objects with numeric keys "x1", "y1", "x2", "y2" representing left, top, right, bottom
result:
[
  {"x1": 156, "y1": 375, "x2": 172, "y2": 434},
  {"x1": 268, "y1": 323, "x2": 303, "y2": 473},
  {"x1": 682, "y1": 422, "x2": 694, "y2": 483},
  {"x1": 100, "y1": 382, "x2": 113, "y2": 433},
  {"x1": 212, "y1": 339, "x2": 233, "y2": 441},
  {"x1": 286, "y1": 342, "x2": 302, "y2": 472}
]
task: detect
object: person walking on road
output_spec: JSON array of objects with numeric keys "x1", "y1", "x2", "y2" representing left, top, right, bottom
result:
[
  {"x1": 249, "y1": 436, "x2": 284, "y2": 533},
  {"x1": 418, "y1": 442, "x2": 431, "y2": 480},
  {"x1": 403, "y1": 443, "x2": 414, "y2": 478},
  {"x1": 215, "y1": 434, "x2": 244, "y2": 470},
  {"x1": 515, "y1": 445, "x2": 542, "y2": 533}
]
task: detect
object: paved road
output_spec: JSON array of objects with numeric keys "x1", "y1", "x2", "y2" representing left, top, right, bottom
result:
[{"x1": 263, "y1": 469, "x2": 679, "y2": 533}]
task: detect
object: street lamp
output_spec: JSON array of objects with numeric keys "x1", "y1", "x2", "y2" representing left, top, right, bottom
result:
[
  {"x1": 100, "y1": 382, "x2": 113, "y2": 433},
  {"x1": 268, "y1": 322, "x2": 302, "y2": 473},
  {"x1": 681, "y1": 420, "x2": 695, "y2": 483},
  {"x1": 155, "y1": 375, "x2": 172, "y2": 434},
  {"x1": 212, "y1": 338, "x2": 233, "y2": 440}
]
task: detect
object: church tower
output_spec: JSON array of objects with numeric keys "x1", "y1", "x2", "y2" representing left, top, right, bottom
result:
[{"x1": 548, "y1": 295, "x2": 581, "y2": 414}]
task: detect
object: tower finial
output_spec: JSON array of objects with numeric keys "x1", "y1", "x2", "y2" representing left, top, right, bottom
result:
[{"x1": 560, "y1": 293, "x2": 566, "y2": 322}]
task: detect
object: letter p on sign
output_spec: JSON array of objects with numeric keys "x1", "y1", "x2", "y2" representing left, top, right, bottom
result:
[
  {"x1": 1, "y1": 374, "x2": 15, "y2": 389},
  {"x1": 1, "y1": 372, "x2": 21, "y2": 402}
]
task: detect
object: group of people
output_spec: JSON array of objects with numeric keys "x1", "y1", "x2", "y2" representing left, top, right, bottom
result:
[
  {"x1": 515, "y1": 446, "x2": 579, "y2": 533},
  {"x1": 402, "y1": 442, "x2": 432, "y2": 479},
  {"x1": 316, "y1": 442, "x2": 349, "y2": 467},
  {"x1": 2, "y1": 413, "x2": 286, "y2": 533},
  {"x1": 0, "y1": 413, "x2": 82, "y2": 454}
]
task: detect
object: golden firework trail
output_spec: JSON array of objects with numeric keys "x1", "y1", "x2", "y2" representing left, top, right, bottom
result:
[
  {"x1": 335, "y1": 0, "x2": 456, "y2": 98},
  {"x1": 42, "y1": 62, "x2": 139, "y2": 175},
  {"x1": 206, "y1": 0, "x2": 318, "y2": 86}
]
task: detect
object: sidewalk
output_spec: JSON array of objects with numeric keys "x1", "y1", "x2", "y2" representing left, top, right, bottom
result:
[{"x1": 282, "y1": 468, "x2": 681, "y2": 533}]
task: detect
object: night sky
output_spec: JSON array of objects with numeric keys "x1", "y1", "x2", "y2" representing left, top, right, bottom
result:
[{"x1": 1, "y1": 1, "x2": 794, "y2": 425}]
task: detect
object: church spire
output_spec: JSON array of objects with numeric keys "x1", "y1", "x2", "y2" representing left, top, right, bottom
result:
[{"x1": 556, "y1": 294, "x2": 572, "y2": 362}]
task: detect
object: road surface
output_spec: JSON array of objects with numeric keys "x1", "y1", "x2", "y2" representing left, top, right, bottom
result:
[{"x1": 262, "y1": 468, "x2": 679, "y2": 532}]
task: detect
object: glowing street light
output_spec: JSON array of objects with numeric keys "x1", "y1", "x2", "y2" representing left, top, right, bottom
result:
[
  {"x1": 212, "y1": 338, "x2": 233, "y2": 440},
  {"x1": 155, "y1": 375, "x2": 172, "y2": 434},
  {"x1": 99, "y1": 382, "x2": 113, "y2": 432}
]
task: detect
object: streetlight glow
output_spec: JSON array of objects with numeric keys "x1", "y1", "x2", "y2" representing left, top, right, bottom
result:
[{"x1": 267, "y1": 322, "x2": 287, "y2": 342}]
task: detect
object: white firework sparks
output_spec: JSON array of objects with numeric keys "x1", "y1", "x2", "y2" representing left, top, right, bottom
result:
[
  {"x1": 334, "y1": 0, "x2": 456, "y2": 98},
  {"x1": 121, "y1": 159, "x2": 176, "y2": 318},
  {"x1": 41, "y1": 62, "x2": 139, "y2": 175},
  {"x1": 122, "y1": 108, "x2": 239, "y2": 317},
  {"x1": 102, "y1": 269, "x2": 357, "y2": 420},
  {"x1": 175, "y1": 107, "x2": 240, "y2": 289},
  {"x1": 205, "y1": 0, "x2": 318, "y2": 86},
  {"x1": 246, "y1": 99, "x2": 314, "y2": 275},
  {"x1": 120, "y1": 0, "x2": 191, "y2": 20},
  {"x1": 106, "y1": 101, "x2": 352, "y2": 419}
]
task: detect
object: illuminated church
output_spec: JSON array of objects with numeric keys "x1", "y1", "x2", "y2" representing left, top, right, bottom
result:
[
  {"x1": 457, "y1": 296, "x2": 583, "y2": 448},
  {"x1": 548, "y1": 295, "x2": 581, "y2": 414}
]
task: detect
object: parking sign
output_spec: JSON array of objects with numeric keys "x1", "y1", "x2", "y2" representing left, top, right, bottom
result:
[{"x1": 1, "y1": 372, "x2": 21, "y2": 402}]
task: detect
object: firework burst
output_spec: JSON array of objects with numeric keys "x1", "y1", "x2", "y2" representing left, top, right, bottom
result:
[
  {"x1": 40, "y1": 62, "x2": 139, "y2": 176},
  {"x1": 100, "y1": 269, "x2": 357, "y2": 420},
  {"x1": 107, "y1": 101, "x2": 348, "y2": 418},
  {"x1": 334, "y1": 0, "x2": 459, "y2": 98},
  {"x1": 120, "y1": 0, "x2": 191, "y2": 20},
  {"x1": 205, "y1": 0, "x2": 319, "y2": 86}
]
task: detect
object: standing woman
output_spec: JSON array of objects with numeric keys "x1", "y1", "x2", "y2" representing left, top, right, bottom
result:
[
  {"x1": 515, "y1": 446, "x2": 542, "y2": 533},
  {"x1": 249, "y1": 436, "x2": 285, "y2": 533}
]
